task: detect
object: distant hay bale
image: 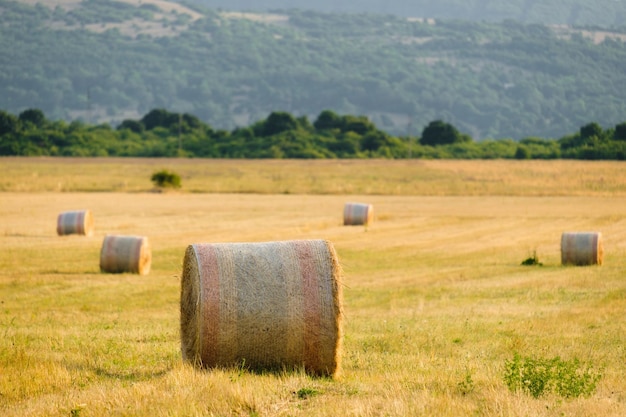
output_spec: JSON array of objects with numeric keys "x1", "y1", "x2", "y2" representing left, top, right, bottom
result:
[
  {"x1": 56, "y1": 210, "x2": 94, "y2": 236},
  {"x1": 100, "y1": 235, "x2": 151, "y2": 275},
  {"x1": 180, "y1": 239, "x2": 343, "y2": 378},
  {"x1": 561, "y1": 232, "x2": 603, "y2": 266},
  {"x1": 343, "y1": 202, "x2": 373, "y2": 226}
]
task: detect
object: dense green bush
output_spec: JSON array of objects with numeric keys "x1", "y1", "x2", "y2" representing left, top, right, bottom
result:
[{"x1": 151, "y1": 169, "x2": 181, "y2": 188}]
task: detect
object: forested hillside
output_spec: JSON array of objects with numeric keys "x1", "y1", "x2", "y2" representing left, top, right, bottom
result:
[
  {"x1": 192, "y1": 0, "x2": 626, "y2": 26},
  {"x1": 1, "y1": 0, "x2": 626, "y2": 140}
]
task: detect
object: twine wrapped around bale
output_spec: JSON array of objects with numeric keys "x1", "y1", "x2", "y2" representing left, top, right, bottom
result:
[
  {"x1": 343, "y1": 202, "x2": 373, "y2": 226},
  {"x1": 561, "y1": 232, "x2": 603, "y2": 266},
  {"x1": 56, "y1": 210, "x2": 94, "y2": 236},
  {"x1": 180, "y1": 239, "x2": 343, "y2": 378},
  {"x1": 100, "y1": 235, "x2": 151, "y2": 275}
]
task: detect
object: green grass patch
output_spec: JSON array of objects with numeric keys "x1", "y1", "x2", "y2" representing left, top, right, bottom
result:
[{"x1": 504, "y1": 353, "x2": 602, "y2": 398}]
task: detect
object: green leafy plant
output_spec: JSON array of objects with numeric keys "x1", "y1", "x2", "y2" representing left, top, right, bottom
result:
[
  {"x1": 457, "y1": 371, "x2": 475, "y2": 396},
  {"x1": 295, "y1": 387, "x2": 320, "y2": 400},
  {"x1": 229, "y1": 359, "x2": 248, "y2": 382},
  {"x1": 504, "y1": 353, "x2": 601, "y2": 398},
  {"x1": 70, "y1": 404, "x2": 86, "y2": 417},
  {"x1": 151, "y1": 169, "x2": 181, "y2": 189},
  {"x1": 521, "y1": 250, "x2": 542, "y2": 266}
]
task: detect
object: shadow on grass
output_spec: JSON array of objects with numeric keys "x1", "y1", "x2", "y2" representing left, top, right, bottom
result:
[
  {"x1": 194, "y1": 361, "x2": 337, "y2": 381},
  {"x1": 93, "y1": 366, "x2": 171, "y2": 381},
  {"x1": 3, "y1": 233, "x2": 58, "y2": 238},
  {"x1": 41, "y1": 269, "x2": 101, "y2": 275},
  {"x1": 67, "y1": 362, "x2": 172, "y2": 382}
]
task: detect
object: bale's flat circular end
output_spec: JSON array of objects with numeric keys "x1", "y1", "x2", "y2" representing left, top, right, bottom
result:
[
  {"x1": 137, "y1": 237, "x2": 152, "y2": 275},
  {"x1": 180, "y1": 245, "x2": 202, "y2": 365},
  {"x1": 561, "y1": 232, "x2": 603, "y2": 266},
  {"x1": 83, "y1": 210, "x2": 95, "y2": 237},
  {"x1": 179, "y1": 239, "x2": 344, "y2": 378},
  {"x1": 323, "y1": 239, "x2": 344, "y2": 378}
]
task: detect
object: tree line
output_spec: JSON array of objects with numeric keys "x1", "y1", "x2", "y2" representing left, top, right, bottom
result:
[{"x1": 2, "y1": 108, "x2": 625, "y2": 160}]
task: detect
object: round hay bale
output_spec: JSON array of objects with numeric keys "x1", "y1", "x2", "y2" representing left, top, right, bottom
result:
[
  {"x1": 100, "y1": 235, "x2": 151, "y2": 275},
  {"x1": 561, "y1": 232, "x2": 603, "y2": 266},
  {"x1": 56, "y1": 210, "x2": 94, "y2": 236},
  {"x1": 343, "y1": 202, "x2": 373, "y2": 226},
  {"x1": 180, "y1": 239, "x2": 343, "y2": 378}
]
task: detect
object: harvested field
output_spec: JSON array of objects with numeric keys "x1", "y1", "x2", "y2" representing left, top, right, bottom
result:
[
  {"x1": 1, "y1": 157, "x2": 626, "y2": 196},
  {"x1": 0, "y1": 158, "x2": 625, "y2": 416}
]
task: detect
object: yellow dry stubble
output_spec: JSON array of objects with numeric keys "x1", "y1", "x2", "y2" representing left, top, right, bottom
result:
[{"x1": 0, "y1": 158, "x2": 625, "y2": 416}]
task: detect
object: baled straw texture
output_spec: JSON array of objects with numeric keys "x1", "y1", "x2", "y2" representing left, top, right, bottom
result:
[
  {"x1": 561, "y1": 232, "x2": 603, "y2": 266},
  {"x1": 343, "y1": 202, "x2": 373, "y2": 226},
  {"x1": 100, "y1": 235, "x2": 151, "y2": 275},
  {"x1": 180, "y1": 239, "x2": 343, "y2": 378},
  {"x1": 56, "y1": 210, "x2": 94, "y2": 236}
]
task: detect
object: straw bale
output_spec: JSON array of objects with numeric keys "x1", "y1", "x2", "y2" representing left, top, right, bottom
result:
[
  {"x1": 180, "y1": 239, "x2": 343, "y2": 378},
  {"x1": 561, "y1": 232, "x2": 603, "y2": 266},
  {"x1": 343, "y1": 202, "x2": 373, "y2": 226},
  {"x1": 100, "y1": 235, "x2": 151, "y2": 275},
  {"x1": 56, "y1": 210, "x2": 94, "y2": 236}
]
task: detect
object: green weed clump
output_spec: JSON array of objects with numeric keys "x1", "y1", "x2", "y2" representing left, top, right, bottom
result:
[
  {"x1": 151, "y1": 169, "x2": 181, "y2": 188},
  {"x1": 503, "y1": 353, "x2": 601, "y2": 398},
  {"x1": 521, "y1": 250, "x2": 542, "y2": 266},
  {"x1": 295, "y1": 387, "x2": 320, "y2": 399},
  {"x1": 457, "y1": 371, "x2": 475, "y2": 396}
]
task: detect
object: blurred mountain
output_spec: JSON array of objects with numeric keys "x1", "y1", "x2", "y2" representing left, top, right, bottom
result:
[
  {"x1": 1, "y1": 0, "x2": 625, "y2": 140},
  {"x1": 189, "y1": 0, "x2": 626, "y2": 27}
]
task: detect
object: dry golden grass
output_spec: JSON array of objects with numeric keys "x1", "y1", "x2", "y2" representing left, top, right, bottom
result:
[
  {"x1": 1, "y1": 158, "x2": 625, "y2": 416},
  {"x1": 2, "y1": 157, "x2": 626, "y2": 196}
]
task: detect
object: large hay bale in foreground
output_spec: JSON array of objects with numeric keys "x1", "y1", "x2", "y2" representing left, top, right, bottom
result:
[
  {"x1": 180, "y1": 239, "x2": 343, "y2": 378},
  {"x1": 56, "y1": 210, "x2": 94, "y2": 236},
  {"x1": 100, "y1": 235, "x2": 151, "y2": 275},
  {"x1": 343, "y1": 202, "x2": 373, "y2": 226},
  {"x1": 561, "y1": 232, "x2": 603, "y2": 266}
]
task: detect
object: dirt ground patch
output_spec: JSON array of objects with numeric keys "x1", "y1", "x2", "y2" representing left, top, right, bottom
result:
[{"x1": 19, "y1": 0, "x2": 204, "y2": 38}]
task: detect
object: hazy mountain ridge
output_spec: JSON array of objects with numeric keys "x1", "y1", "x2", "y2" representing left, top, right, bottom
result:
[
  {"x1": 2, "y1": 0, "x2": 626, "y2": 140},
  {"x1": 189, "y1": 0, "x2": 626, "y2": 27}
]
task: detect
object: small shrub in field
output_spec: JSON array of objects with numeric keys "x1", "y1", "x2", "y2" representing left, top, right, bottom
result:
[
  {"x1": 151, "y1": 169, "x2": 181, "y2": 188},
  {"x1": 457, "y1": 371, "x2": 475, "y2": 395},
  {"x1": 521, "y1": 250, "x2": 542, "y2": 266},
  {"x1": 504, "y1": 353, "x2": 601, "y2": 398},
  {"x1": 295, "y1": 387, "x2": 320, "y2": 399}
]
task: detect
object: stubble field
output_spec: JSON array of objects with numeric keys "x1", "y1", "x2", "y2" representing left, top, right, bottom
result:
[{"x1": 1, "y1": 158, "x2": 625, "y2": 416}]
